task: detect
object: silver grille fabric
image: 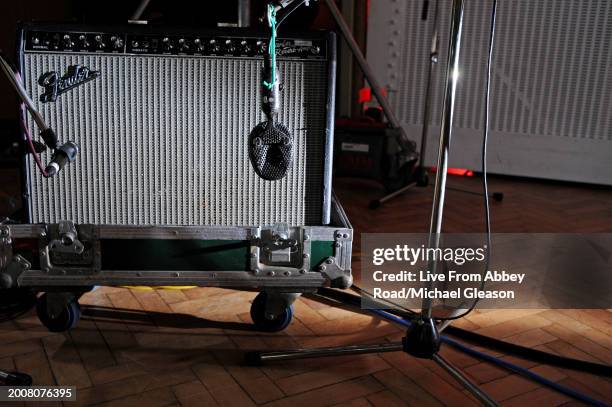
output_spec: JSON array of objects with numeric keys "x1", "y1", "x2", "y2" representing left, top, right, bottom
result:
[{"x1": 23, "y1": 53, "x2": 328, "y2": 226}]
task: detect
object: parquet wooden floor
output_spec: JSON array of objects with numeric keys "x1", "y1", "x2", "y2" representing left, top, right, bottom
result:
[{"x1": 1, "y1": 173, "x2": 611, "y2": 406}]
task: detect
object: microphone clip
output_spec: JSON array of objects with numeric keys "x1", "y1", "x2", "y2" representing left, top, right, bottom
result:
[{"x1": 45, "y1": 141, "x2": 78, "y2": 177}]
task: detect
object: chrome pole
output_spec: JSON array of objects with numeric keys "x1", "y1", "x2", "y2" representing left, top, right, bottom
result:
[
  {"x1": 433, "y1": 354, "x2": 499, "y2": 406},
  {"x1": 247, "y1": 342, "x2": 402, "y2": 364},
  {"x1": 418, "y1": 0, "x2": 440, "y2": 169},
  {"x1": 422, "y1": 0, "x2": 465, "y2": 319},
  {"x1": 130, "y1": 0, "x2": 151, "y2": 21},
  {"x1": 237, "y1": 0, "x2": 252, "y2": 27},
  {"x1": 323, "y1": 0, "x2": 404, "y2": 133}
]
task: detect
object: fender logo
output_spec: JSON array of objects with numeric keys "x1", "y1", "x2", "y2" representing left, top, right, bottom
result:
[{"x1": 38, "y1": 65, "x2": 100, "y2": 103}]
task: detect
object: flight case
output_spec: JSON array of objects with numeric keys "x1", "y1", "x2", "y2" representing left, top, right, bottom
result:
[{"x1": 0, "y1": 195, "x2": 352, "y2": 332}]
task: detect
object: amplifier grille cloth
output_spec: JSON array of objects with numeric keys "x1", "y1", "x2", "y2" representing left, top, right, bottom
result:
[{"x1": 23, "y1": 54, "x2": 327, "y2": 226}]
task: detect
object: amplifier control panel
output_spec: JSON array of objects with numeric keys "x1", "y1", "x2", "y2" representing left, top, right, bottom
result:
[{"x1": 25, "y1": 30, "x2": 327, "y2": 59}]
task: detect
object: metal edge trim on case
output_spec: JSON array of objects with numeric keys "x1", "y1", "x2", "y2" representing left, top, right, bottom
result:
[
  {"x1": 315, "y1": 228, "x2": 353, "y2": 289},
  {"x1": 18, "y1": 270, "x2": 327, "y2": 289},
  {"x1": 8, "y1": 223, "x2": 350, "y2": 241},
  {"x1": 16, "y1": 24, "x2": 33, "y2": 224},
  {"x1": 321, "y1": 31, "x2": 337, "y2": 225}
]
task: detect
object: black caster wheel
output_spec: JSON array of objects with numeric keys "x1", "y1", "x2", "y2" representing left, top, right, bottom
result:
[
  {"x1": 250, "y1": 292, "x2": 293, "y2": 332},
  {"x1": 36, "y1": 294, "x2": 81, "y2": 333}
]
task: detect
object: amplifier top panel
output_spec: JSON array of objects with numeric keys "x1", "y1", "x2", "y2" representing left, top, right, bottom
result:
[{"x1": 21, "y1": 25, "x2": 329, "y2": 60}]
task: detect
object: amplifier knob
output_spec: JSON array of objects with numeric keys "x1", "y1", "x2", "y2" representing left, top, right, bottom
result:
[
  {"x1": 240, "y1": 40, "x2": 251, "y2": 53},
  {"x1": 209, "y1": 39, "x2": 219, "y2": 53},
  {"x1": 162, "y1": 37, "x2": 173, "y2": 51},
  {"x1": 50, "y1": 34, "x2": 61, "y2": 49},
  {"x1": 94, "y1": 35, "x2": 106, "y2": 49},
  {"x1": 110, "y1": 36, "x2": 124, "y2": 49},
  {"x1": 32, "y1": 36, "x2": 40, "y2": 45},
  {"x1": 194, "y1": 38, "x2": 204, "y2": 52},
  {"x1": 224, "y1": 39, "x2": 235, "y2": 53},
  {"x1": 178, "y1": 38, "x2": 189, "y2": 52},
  {"x1": 256, "y1": 40, "x2": 266, "y2": 54},
  {"x1": 78, "y1": 34, "x2": 89, "y2": 48},
  {"x1": 62, "y1": 34, "x2": 74, "y2": 48}
]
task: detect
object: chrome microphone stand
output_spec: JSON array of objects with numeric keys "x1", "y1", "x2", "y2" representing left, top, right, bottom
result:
[
  {"x1": 368, "y1": 0, "x2": 441, "y2": 209},
  {"x1": 247, "y1": 1, "x2": 499, "y2": 405},
  {"x1": 128, "y1": 0, "x2": 499, "y2": 403},
  {"x1": 421, "y1": 0, "x2": 464, "y2": 322},
  {"x1": 369, "y1": 0, "x2": 503, "y2": 209}
]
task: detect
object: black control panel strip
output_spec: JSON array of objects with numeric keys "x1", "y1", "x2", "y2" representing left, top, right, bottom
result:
[{"x1": 25, "y1": 31, "x2": 327, "y2": 59}]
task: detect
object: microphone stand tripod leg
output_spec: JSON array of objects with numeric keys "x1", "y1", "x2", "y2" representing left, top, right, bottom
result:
[
  {"x1": 369, "y1": 181, "x2": 419, "y2": 209},
  {"x1": 245, "y1": 342, "x2": 402, "y2": 365},
  {"x1": 247, "y1": 1, "x2": 499, "y2": 405},
  {"x1": 245, "y1": 316, "x2": 500, "y2": 406},
  {"x1": 432, "y1": 354, "x2": 499, "y2": 407}
]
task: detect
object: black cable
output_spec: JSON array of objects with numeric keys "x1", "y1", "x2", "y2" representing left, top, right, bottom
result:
[
  {"x1": 374, "y1": 310, "x2": 610, "y2": 405},
  {"x1": 443, "y1": 325, "x2": 612, "y2": 377},
  {"x1": 353, "y1": 0, "x2": 498, "y2": 322},
  {"x1": 349, "y1": 285, "x2": 418, "y2": 315},
  {"x1": 315, "y1": 287, "x2": 416, "y2": 318},
  {"x1": 0, "y1": 289, "x2": 37, "y2": 323},
  {"x1": 315, "y1": 288, "x2": 612, "y2": 377}
]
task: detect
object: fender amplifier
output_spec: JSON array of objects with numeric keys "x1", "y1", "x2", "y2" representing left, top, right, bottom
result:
[{"x1": 18, "y1": 23, "x2": 336, "y2": 226}]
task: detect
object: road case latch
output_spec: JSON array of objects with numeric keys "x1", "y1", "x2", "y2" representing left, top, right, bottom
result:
[
  {"x1": 39, "y1": 221, "x2": 100, "y2": 275},
  {"x1": 250, "y1": 224, "x2": 311, "y2": 275},
  {"x1": 0, "y1": 226, "x2": 31, "y2": 288},
  {"x1": 0, "y1": 225, "x2": 12, "y2": 271},
  {"x1": 315, "y1": 230, "x2": 353, "y2": 289},
  {"x1": 48, "y1": 221, "x2": 84, "y2": 255}
]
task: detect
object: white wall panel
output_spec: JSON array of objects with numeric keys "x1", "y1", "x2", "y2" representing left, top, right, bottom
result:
[{"x1": 367, "y1": 0, "x2": 612, "y2": 185}]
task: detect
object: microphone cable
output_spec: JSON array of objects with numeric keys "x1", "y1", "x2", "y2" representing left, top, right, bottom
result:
[
  {"x1": 427, "y1": 0, "x2": 497, "y2": 321},
  {"x1": 314, "y1": 288, "x2": 612, "y2": 377},
  {"x1": 263, "y1": 3, "x2": 278, "y2": 91},
  {"x1": 346, "y1": 0, "x2": 499, "y2": 322},
  {"x1": 262, "y1": 0, "x2": 313, "y2": 94}
]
